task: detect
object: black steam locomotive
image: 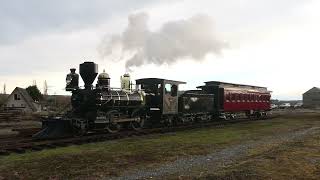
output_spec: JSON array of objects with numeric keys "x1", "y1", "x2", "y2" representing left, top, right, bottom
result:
[{"x1": 34, "y1": 62, "x2": 270, "y2": 139}]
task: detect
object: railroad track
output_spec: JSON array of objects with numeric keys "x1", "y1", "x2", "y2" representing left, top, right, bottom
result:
[{"x1": 0, "y1": 116, "x2": 276, "y2": 156}]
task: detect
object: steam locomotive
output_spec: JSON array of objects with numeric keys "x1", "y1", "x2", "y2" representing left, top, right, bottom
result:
[{"x1": 34, "y1": 62, "x2": 271, "y2": 139}]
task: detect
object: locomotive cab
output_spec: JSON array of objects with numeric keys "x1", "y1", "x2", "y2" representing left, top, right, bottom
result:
[{"x1": 136, "y1": 78, "x2": 186, "y2": 116}]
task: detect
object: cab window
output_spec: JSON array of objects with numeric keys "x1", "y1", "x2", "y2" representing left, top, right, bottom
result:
[
  {"x1": 165, "y1": 84, "x2": 171, "y2": 94},
  {"x1": 142, "y1": 83, "x2": 161, "y2": 95},
  {"x1": 171, "y1": 84, "x2": 178, "y2": 96}
]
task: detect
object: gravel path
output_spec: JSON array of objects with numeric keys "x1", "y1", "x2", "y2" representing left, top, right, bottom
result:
[{"x1": 111, "y1": 126, "x2": 320, "y2": 180}]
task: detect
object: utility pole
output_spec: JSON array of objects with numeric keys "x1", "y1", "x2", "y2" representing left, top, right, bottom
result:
[
  {"x1": 3, "y1": 84, "x2": 6, "y2": 94},
  {"x1": 43, "y1": 80, "x2": 48, "y2": 96},
  {"x1": 54, "y1": 92, "x2": 57, "y2": 107},
  {"x1": 32, "y1": 80, "x2": 37, "y2": 86}
]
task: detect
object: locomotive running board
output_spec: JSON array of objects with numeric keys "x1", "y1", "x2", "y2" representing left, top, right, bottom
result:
[{"x1": 32, "y1": 117, "x2": 73, "y2": 140}]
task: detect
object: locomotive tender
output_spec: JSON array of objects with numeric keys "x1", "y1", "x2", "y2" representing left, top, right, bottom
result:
[{"x1": 34, "y1": 62, "x2": 271, "y2": 139}]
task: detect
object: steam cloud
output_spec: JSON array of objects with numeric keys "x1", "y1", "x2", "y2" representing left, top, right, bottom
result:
[{"x1": 98, "y1": 12, "x2": 227, "y2": 71}]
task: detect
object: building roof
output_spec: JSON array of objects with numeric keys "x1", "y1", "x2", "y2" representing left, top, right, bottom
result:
[
  {"x1": 4, "y1": 87, "x2": 38, "y2": 112},
  {"x1": 303, "y1": 87, "x2": 320, "y2": 95}
]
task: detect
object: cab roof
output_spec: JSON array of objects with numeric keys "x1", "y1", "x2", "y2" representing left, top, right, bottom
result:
[{"x1": 136, "y1": 78, "x2": 186, "y2": 85}]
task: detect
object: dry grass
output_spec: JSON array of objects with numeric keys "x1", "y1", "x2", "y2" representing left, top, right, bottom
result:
[{"x1": 201, "y1": 133, "x2": 320, "y2": 180}]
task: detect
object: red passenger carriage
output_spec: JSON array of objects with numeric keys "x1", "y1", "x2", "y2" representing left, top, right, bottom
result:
[{"x1": 198, "y1": 81, "x2": 271, "y2": 117}]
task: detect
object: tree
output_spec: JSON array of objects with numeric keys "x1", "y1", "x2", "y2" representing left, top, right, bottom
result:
[{"x1": 26, "y1": 85, "x2": 43, "y2": 101}]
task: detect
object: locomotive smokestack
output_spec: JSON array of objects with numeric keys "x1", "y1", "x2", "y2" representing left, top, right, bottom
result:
[{"x1": 80, "y1": 62, "x2": 98, "y2": 89}]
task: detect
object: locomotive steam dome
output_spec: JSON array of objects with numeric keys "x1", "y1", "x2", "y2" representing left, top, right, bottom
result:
[
  {"x1": 98, "y1": 70, "x2": 110, "y2": 79},
  {"x1": 97, "y1": 69, "x2": 110, "y2": 89}
]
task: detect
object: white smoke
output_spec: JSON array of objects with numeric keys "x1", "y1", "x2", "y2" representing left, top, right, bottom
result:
[{"x1": 98, "y1": 12, "x2": 227, "y2": 71}]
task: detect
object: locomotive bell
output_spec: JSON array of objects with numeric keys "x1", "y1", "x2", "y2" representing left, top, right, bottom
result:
[{"x1": 80, "y1": 62, "x2": 98, "y2": 89}]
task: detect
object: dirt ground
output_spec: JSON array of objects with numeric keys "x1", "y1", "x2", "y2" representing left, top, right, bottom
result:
[
  {"x1": 0, "y1": 109, "x2": 319, "y2": 179},
  {"x1": 0, "y1": 121, "x2": 41, "y2": 137},
  {"x1": 0, "y1": 112, "x2": 42, "y2": 137}
]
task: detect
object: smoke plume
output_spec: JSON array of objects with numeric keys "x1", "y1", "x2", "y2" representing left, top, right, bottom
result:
[{"x1": 98, "y1": 12, "x2": 227, "y2": 71}]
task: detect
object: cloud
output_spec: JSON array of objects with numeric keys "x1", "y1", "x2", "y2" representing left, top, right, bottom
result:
[
  {"x1": 98, "y1": 12, "x2": 228, "y2": 71},
  {"x1": 0, "y1": 0, "x2": 166, "y2": 45}
]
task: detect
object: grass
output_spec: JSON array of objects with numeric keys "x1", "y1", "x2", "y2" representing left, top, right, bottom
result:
[
  {"x1": 0, "y1": 113, "x2": 319, "y2": 179},
  {"x1": 200, "y1": 131, "x2": 320, "y2": 180}
]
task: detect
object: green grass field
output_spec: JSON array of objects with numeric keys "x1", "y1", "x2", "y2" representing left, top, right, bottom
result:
[{"x1": 0, "y1": 113, "x2": 319, "y2": 179}]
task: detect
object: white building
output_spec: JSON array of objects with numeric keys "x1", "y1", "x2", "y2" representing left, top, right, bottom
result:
[{"x1": 2, "y1": 87, "x2": 41, "y2": 112}]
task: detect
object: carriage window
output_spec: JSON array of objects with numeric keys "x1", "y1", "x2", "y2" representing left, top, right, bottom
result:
[
  {"x1": 226, "y1": 93, "x2": 230, "y2": 101},
  {"x1": 266, "y1": 95, "x2": 270, "y2": 102}
]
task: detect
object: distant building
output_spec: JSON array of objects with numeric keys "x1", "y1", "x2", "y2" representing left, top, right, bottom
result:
[
  {"x1": 0, "y1": 94, "x2": 9, "y2": 106},
  {"x1": 2, "y1": 87, "x2": 41, "y2": 112},
  {"x1": 303, "y1": 87, "x2": 320, "y2": 108}
]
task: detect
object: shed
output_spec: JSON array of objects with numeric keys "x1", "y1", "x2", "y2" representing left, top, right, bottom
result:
[
  {"x1": 303, "y1": 87, "x2": 320, "y2": 108},
  {"x1": 2, "y1": 87, "x2": 41, "y2": 112}
]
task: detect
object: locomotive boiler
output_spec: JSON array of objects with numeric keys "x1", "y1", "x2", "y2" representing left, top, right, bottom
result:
[{"x1": 34, "y1": 62, "x2": 146, "y2": 138}]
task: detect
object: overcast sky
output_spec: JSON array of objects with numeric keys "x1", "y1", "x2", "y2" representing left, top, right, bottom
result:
[{"x1": 0, "y1": 0, "x2": 319, "y2": 100}]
